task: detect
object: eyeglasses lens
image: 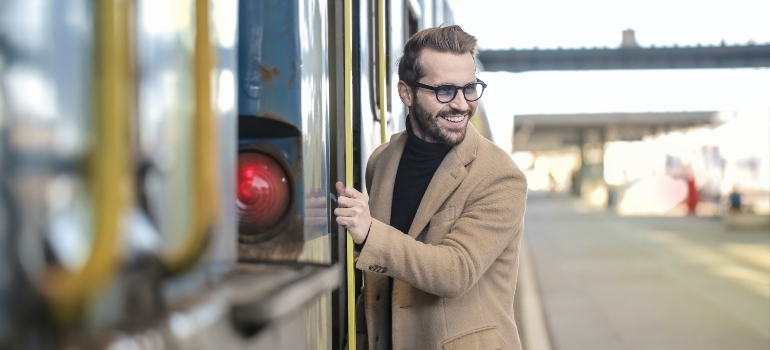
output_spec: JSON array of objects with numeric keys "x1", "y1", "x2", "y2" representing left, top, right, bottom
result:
[
  {"x1": 436, "y1": 85, "x2": 456, "y2": 103},
  {"x1": 464, "y1": 84, "x2": 479, "y2": 101}
]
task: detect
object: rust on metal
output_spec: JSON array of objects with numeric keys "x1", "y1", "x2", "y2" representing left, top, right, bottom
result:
[{"x1": 259, "y1": 64, "x2": 281, "y2": 82}]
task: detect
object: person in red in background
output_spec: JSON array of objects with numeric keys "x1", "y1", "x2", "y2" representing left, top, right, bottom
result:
[{"x1": 685, "y1": 167, "x2": 699, "y2": 216}]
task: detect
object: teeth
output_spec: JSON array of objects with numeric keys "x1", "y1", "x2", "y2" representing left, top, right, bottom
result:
[{"x1": 443, "y1": 115, "x2": 464, "y2": 123}]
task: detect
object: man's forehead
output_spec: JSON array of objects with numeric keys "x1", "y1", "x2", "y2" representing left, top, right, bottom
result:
[{"x1": 418, "y1": 50, "x2": 477, "y2": 84}]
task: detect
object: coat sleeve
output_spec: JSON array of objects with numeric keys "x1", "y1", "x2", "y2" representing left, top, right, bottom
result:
[{"x1": 355, "y1": 167, "x2": 527, "y2": 298}]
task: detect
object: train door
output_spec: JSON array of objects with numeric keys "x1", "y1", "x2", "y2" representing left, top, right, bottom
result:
[{"x1": 236, "y1": 0, "x2": 336, "y2": 348}]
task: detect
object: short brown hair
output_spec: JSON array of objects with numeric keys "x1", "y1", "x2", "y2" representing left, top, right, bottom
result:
[{"x1": 398, "y1": 25, "x2": 478, "y2": 84}]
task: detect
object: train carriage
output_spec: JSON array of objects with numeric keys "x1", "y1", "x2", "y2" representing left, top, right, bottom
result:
[{"x1": 0, "y1": 0, "x2": 491, "y2": 349}]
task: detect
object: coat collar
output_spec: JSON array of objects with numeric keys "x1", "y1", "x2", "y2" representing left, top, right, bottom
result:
[
  {"x1": 370, "y1": 120, "x2": 480, "y2": 238},
  {"x1": 407, "y1": 122, "x2": 479, "y2": 237}
]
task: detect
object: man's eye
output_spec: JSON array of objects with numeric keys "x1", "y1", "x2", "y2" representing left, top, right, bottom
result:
[{"x1": 436, "y1": 85, "x2": 455, "y2": 95}]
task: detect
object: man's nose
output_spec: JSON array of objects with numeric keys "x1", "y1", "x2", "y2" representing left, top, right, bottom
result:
[{"x1": 448, "y1": 94, "x2": 471, "y2": 112}]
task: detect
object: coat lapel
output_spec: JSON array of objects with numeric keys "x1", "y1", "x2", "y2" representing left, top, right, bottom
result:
[
  {"x1": 368, "y1": 132, "x2": 407, "y2": 225},
  {"x1": 407, "y1": 123, "x2": 480, "y2": 238}
]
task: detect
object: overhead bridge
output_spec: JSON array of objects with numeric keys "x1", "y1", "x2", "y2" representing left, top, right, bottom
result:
[
  {"x1": 479, "y1": 44, "x2": 770, "y2": 72},
  {"x1": 478, "y1": 30, "x2": 770, "y2": 72}
]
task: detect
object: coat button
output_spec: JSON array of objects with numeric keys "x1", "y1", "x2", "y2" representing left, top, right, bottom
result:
[
  {"x1": 376, "y1": 295, "x2": 380, "y2": 301},
  {"x1": 375, "y1": 337, "x2": 379, "y2": 341}
]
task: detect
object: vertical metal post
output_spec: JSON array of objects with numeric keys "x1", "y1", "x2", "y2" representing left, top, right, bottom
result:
[{"x1": 343, "y1": 0, "x2": 356, "y2": 347}]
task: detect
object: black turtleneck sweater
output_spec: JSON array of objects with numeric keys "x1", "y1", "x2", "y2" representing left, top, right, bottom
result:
[{"x1": 390, "y1": 117, "x2": 452, "y2": 234}]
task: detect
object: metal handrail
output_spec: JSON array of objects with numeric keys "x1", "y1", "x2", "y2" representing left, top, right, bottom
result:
[{"x1": 162, "y1": 0, "x2": 220, "y2": 274}]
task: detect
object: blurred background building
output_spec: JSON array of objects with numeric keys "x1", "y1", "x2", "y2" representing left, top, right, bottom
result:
[{"x1": 450, "y1": 0, "x2": 770, "y2": 220}]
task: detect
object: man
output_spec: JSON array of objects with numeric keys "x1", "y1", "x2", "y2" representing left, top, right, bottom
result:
[{"x1": 335, "y1": 25, "x2": 527, "y2": 350}]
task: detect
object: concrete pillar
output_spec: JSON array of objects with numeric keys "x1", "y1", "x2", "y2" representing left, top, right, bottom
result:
[{"x1": 578, "y1": 127, "x2": 608, "y2": 206}]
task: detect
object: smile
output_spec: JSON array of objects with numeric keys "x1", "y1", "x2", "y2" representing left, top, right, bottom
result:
[{"x1": 441, "y1": 115, "x2": 465, "y2": 123}]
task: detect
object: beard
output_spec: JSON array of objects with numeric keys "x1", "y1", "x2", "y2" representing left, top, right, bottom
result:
[{"x1": 411, "y1": 94, "x2": 474, "y2": 146}]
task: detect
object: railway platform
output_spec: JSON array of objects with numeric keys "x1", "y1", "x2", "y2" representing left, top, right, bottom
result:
[{"x1": 517, "y1": 192, "x2": 770, "y2": 350}]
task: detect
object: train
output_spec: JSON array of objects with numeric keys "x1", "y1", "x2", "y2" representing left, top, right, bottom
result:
[{"x1": 0, "y1": 0, "x2": 492, "y2": 349}]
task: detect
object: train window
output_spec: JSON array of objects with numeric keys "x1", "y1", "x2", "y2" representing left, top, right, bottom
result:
[
  {"x1": 406, "y1": 1, "x2": 418, "y2": 39},
  {"x1": 368, "y1": 0, "x2": 393, "y2": 123},
  {"x1": 368, "y1": 0, "x2": 390, "y2": 122}
]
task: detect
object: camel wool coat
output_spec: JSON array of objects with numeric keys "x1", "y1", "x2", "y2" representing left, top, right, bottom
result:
[{"x1": 355, "y1": 122, "x2": 528, "y2": 350}]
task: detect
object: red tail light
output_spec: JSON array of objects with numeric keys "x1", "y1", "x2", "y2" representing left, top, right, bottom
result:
[{"x1": 237, "y1": 152, "x2": 291, "y2": 231}]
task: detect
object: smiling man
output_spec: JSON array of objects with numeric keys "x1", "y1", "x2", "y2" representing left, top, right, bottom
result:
[{"x1": 335, "y1": 25, "x2": 528, "y2": 350}]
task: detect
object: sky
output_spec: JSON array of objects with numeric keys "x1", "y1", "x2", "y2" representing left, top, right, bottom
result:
[
  {"x1": 451, "y1": 0, "x2": 770, "y2": 50},
  {"x1": 448, "y1": 0, "x2": 770, "y2": 148}
]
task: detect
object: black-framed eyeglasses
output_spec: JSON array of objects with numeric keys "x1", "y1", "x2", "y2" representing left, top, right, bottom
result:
[{"x1": 411, "y1": 80, "x2": 487, "y2": 103}]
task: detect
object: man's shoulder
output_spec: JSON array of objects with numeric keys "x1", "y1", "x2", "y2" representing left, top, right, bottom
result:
[
  {"x1": 473, "y1": 136, "x2": 521, "y2": 173},
  {"x1": 464, "y1": 137, "x2": 528, "y2": 205}
]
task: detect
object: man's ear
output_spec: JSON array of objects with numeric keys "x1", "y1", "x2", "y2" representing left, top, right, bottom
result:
[{"x1": 397, "y1": 80, "x2": 413, "y2": 107}]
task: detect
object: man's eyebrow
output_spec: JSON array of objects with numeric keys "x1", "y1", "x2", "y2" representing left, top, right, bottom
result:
[{"x1": 435, "y1": 80, "x2": 477, "y2": 86}]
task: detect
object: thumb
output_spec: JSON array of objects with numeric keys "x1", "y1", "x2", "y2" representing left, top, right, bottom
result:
[{"x1": 336, "y1": 181, "x2": 346, "y2": 196}]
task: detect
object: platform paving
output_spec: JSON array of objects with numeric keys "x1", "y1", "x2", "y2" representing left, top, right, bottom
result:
[{"x1": 522, "y1": 193, "x2": 770, "y2": 350}]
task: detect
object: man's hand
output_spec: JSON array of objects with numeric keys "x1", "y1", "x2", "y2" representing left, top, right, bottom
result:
[{"x1": 334, "y1": 181, "x2": 371, "y2": 244}]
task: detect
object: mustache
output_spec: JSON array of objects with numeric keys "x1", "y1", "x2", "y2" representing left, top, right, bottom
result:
[{"x1": 436, "y1": 108, "x2": 473, "y2": 118}]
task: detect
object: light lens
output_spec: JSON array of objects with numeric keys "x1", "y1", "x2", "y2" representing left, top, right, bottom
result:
[{"x1": 237, "y1": 152, "x2": 291, "y2": 231}]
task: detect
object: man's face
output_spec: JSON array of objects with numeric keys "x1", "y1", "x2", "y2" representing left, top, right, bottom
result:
[{"x1": 399, "y1": 49, "x2": 478, "y2": 146}]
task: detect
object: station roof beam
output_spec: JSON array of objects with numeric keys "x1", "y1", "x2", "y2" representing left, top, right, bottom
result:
[{"x1": 479, "y1": 30, "x2": 770, "y2": 72}]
